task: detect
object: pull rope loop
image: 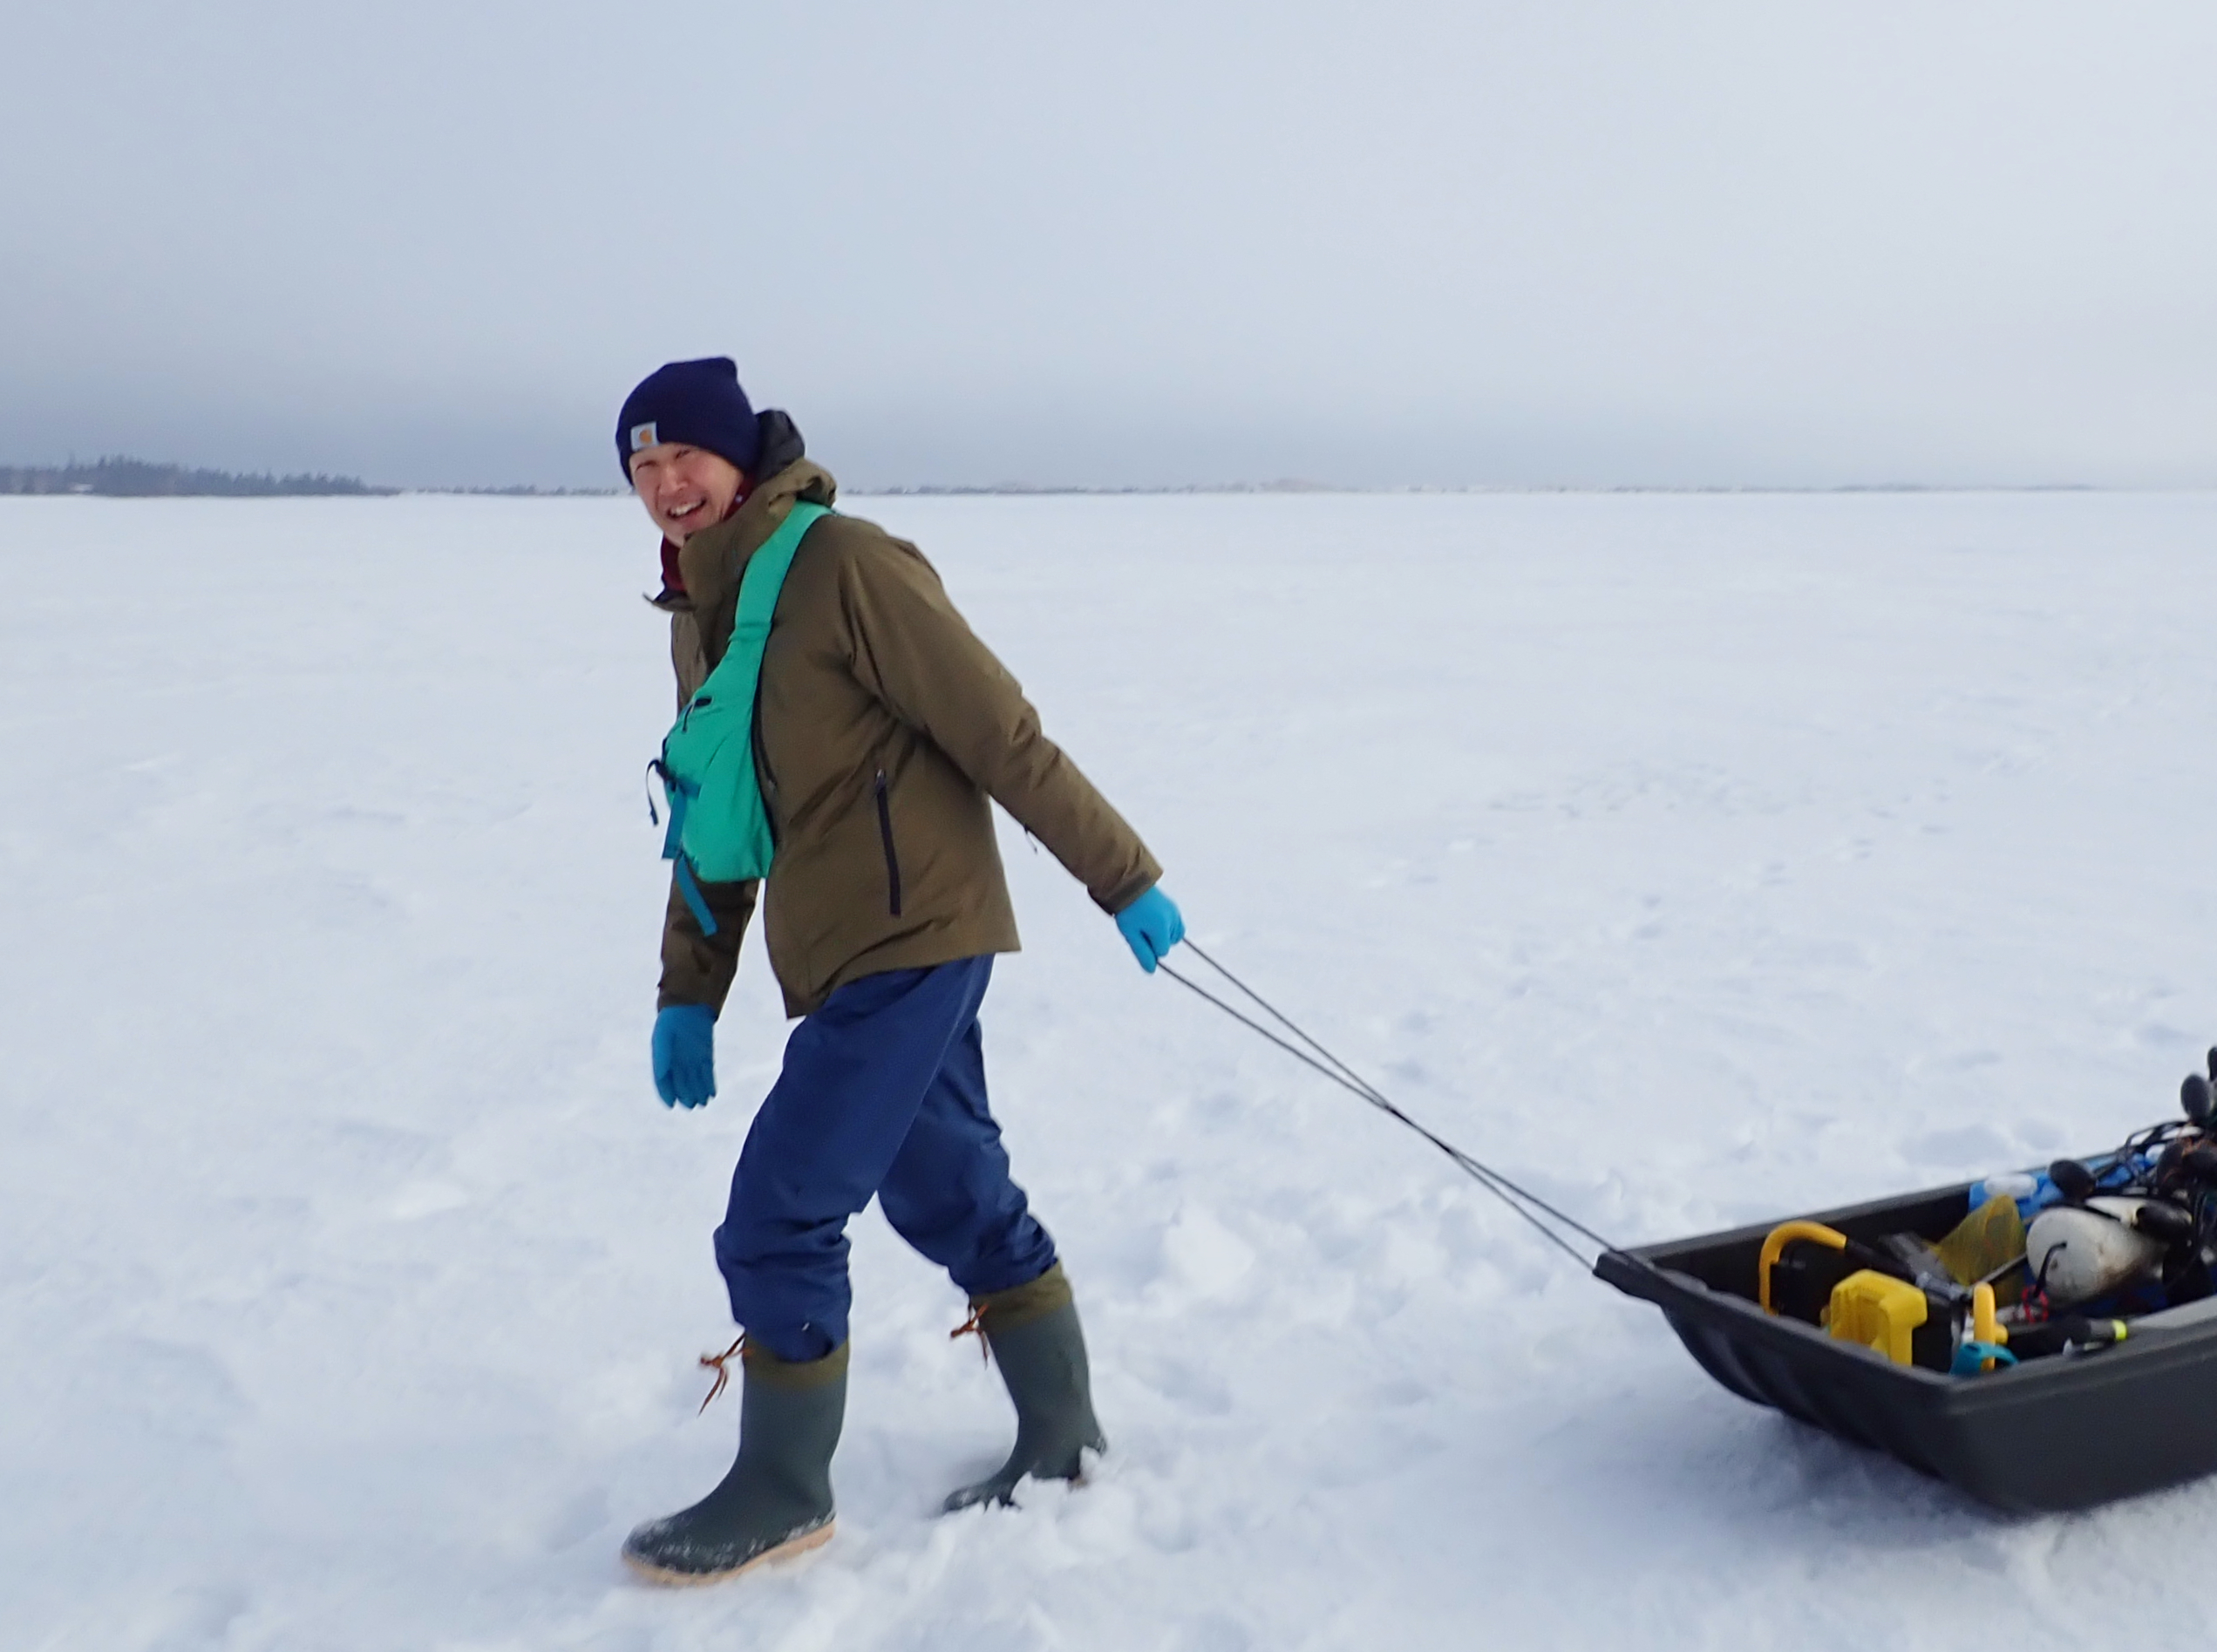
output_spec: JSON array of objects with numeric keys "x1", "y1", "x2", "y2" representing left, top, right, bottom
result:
[{"x1": 1157, "y1": 940, "x2": 1618, "y2": 1271}]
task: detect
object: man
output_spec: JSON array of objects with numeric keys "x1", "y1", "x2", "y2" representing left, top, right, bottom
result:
[{"x1": 614, "y1": 357, "x2": 1186, "y2": 1585}]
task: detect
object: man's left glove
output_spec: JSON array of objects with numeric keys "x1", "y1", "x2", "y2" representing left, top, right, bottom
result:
[
  {"x1": 652, "y1": 1003, "x2": 717, "y2": 1109},
  {"x1": 1114, "y1": 884, "x2": 1186, "y2": 973}
]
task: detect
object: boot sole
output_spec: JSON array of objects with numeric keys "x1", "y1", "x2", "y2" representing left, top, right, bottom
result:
[{"x1": 622, "y1": 1519, "x2": 834, "y2": 1587}]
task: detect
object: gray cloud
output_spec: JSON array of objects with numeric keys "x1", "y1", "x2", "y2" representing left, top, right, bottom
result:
[{"x1": 3, "y1": 1, "x2": 2213, "y2": 487}]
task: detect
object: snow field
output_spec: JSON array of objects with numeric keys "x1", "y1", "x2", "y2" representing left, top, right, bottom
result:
[{"x1": 6, "y1": 489, "x2": 2217, "y2": 1649}]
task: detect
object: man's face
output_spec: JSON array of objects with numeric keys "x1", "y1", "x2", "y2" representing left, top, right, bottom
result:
[{"x1": 629, "y1": 443, "x2": 744, "y2": 545}]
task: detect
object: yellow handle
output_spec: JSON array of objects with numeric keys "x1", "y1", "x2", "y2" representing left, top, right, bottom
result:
[
  {"x1": 1758, "y1": 1221, "x2": 1848, "y2": 1315},
  {"x1": 1972, "y1": 1281, "x2": 2005, "y2": 1371}
]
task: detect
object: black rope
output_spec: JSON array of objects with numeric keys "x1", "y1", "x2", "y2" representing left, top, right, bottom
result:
[{"x1": 1157, "y1": 940, "x2": 1618, "y2": 1269}]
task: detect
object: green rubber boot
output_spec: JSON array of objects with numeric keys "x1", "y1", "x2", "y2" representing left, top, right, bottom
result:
[
  {"x1": 623, "y1": 1340, "x2": 846, "y2": 1585},
  {"x1": 944, "y1": 1264, "x2": 1108, "y2": 1513}
]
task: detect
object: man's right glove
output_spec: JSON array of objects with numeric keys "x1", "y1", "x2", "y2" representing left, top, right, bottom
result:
[
  {"x1": 1114, "y1": 884, "x2": 1186, "y2": 973},
  {"x1": 651, "y1": 1003, "x2": 717, "y2": 1109}
]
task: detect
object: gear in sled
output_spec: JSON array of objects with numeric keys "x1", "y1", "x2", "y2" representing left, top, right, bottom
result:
[
  {"x1": 1756, "y1": 1054, "x2": 2217, "y2": 1378},
  {"x1": 1598, "y1": 1049, "x2": 2217, "y2": 1512}
]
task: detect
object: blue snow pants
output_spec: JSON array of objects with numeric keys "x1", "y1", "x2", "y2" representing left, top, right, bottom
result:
[{"x1": 712, "y1": 955, "x2": 1058, "y2": 1363}]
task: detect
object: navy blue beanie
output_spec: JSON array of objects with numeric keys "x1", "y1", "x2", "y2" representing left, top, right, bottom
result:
[{"x1": 616, "y1": 357, "x2": 761, "y2": 481}]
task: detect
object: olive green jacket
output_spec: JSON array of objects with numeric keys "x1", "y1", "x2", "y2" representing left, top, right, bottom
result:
[{"x1": 655, "y1": 458, "x2": 1161, "y2": 1018}]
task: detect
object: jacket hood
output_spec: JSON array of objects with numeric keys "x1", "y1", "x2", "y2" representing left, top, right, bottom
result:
[{"x1": 751, "y1": 408, "x2": 806, "y2": 483}]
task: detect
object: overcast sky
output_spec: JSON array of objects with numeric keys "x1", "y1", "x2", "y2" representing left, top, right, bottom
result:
[{"x1": 3, "y1": 2, "x2": 2213, "y2": 489}]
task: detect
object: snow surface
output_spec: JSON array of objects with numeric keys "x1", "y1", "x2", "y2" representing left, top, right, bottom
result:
[{"x1": 9, "y1": 488, "x2": 2217, "y2": 1649}]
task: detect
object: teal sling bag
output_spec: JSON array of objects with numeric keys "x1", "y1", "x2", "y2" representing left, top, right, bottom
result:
[{"x1": 650, "y1": 501, "x2": 830, "y2": 935}]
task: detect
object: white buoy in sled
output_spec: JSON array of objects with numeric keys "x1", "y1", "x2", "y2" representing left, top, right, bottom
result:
[{"x1": 2024, "y1": 1198, "x2": 2167, "y2": 1309}]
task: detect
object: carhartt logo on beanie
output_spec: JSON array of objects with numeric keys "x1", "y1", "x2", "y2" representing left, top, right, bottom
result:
[{"x1": 615, "y1": 357, "x2": 761, "y2": 481}]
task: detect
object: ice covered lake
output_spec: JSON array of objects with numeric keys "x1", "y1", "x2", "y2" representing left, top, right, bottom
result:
[{"x1": 7, "y1": 487, "x2": 2217, "y2": 1649}]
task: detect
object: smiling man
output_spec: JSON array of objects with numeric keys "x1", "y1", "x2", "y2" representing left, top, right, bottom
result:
[{"x1": 613, "y1": 357, "x2": 1186, "y2": 1585}]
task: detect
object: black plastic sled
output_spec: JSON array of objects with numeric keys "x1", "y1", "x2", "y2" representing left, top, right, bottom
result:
[{"x1": 1598, "y1": 1177, "x2": 2217, "y2": 1513}]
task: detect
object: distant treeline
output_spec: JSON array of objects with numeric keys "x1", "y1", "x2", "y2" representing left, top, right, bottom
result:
[
  {"x1": 0, "y1": 456, "x2": 391, "y2": 497},
  {"x1": 436, "y1": 484, "x2": 621, "y2": 497}
]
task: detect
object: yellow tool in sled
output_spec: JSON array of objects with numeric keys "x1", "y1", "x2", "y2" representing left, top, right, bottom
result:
[{"x1": 1826, "y1": 1259, "x2": 1969, "y2": 1365}]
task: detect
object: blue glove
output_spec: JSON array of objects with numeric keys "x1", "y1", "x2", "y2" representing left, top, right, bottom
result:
[
  {"x1": 652, "y1": 1004, "x2": 717, "y2": 1109},
  {"x1": 1114, "y1": 885, "x2": 1186, "y2": 973}
]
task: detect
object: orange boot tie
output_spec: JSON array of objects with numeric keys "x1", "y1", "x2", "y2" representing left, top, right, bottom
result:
[
  {"x1": 697, "y1": 1336, "x2": 745, "y2": 1413},
  {"x1": 949, "y1": 1302, "x2": 991, "y2": 1363}
]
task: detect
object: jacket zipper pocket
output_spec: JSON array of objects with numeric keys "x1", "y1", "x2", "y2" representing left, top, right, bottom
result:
[{"x1": 873, "y1": 768, "x2": 903, "y2": 917}]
